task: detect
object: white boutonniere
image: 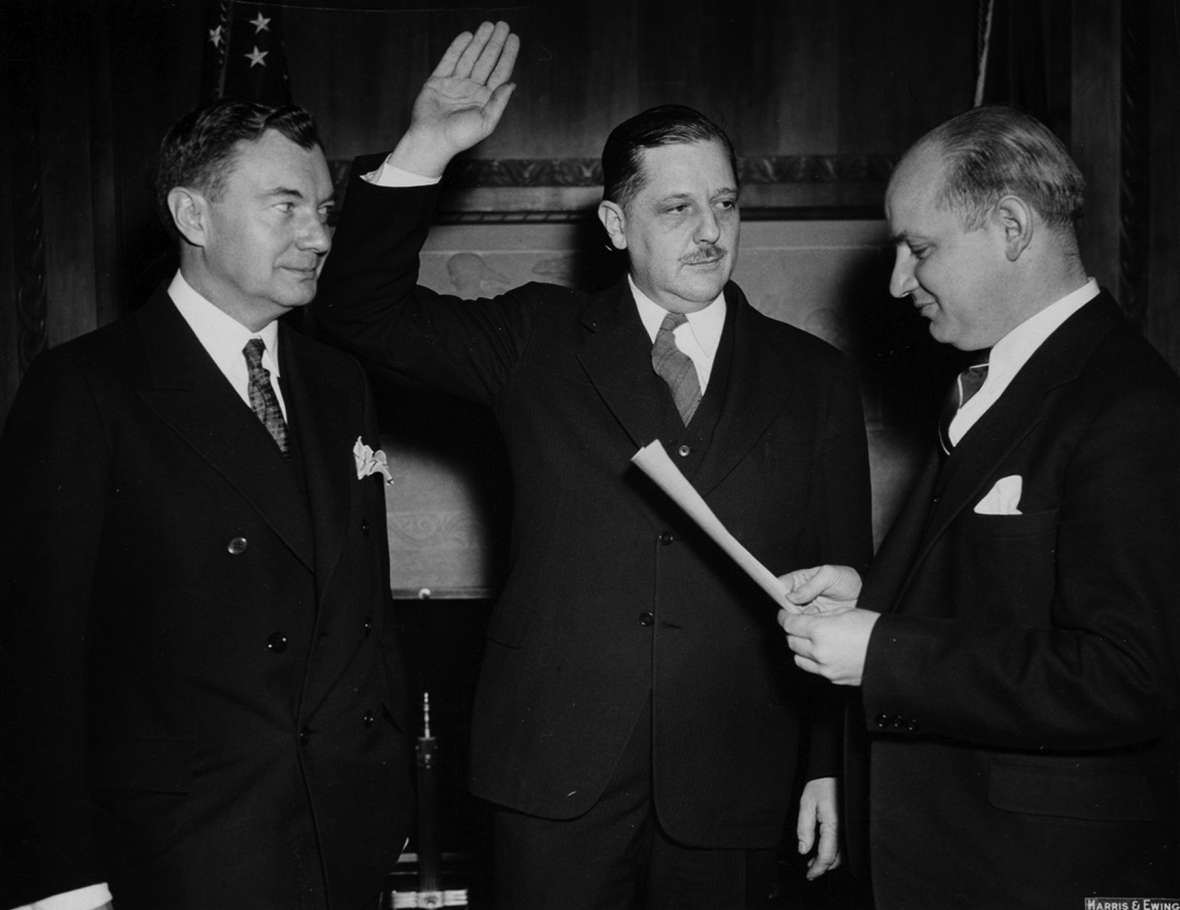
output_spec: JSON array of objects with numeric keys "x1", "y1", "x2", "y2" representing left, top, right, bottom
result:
[{"x1": 353, "y1": 436, "x2": 393, "y2": 484}]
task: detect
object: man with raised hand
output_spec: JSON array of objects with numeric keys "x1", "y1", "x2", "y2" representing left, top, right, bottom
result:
[{"x1": 317, "y1": 22, "x2": 872, "y2": 908}]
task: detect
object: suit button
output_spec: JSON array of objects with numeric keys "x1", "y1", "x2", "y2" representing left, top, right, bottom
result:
[
  {"x1": 658, "y1": 532, "x2": 675, "y2": 545},
  {"x1": 639, "y1": 611, "x2": 654, "y2": 627},
  {"x1": 227, "y1": 536, "x2": 248, "y2": 556},
  {"x1": 361, "y1": 519, "x2": 371, "y2": 537},
  {"x1": 874, "y1": 713, "x2": 891, "y2": 728},
  {"x1": 266, "y1": 632, "x2": 288, "y2": 653},
  {"x1": 677, "y1": 444, "x2": 691, "y2": 457},
  {"x1": 362, "y1": 616, "x2": 373, "y2": 636},
  {"x1": 891, "y1": 716, "x2": 905, "y2": 729},
  {"x1": 362, "y1": 710, "x2": 375, "y2": 728},
  {"x1": 905, "y1": 719, "x2": 919, "y2": 733},
  {"x1": 298, "y1": 726, "x2": 311, "y2": 746}
]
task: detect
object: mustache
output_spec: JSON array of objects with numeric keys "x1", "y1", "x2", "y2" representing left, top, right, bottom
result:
[{"x1": 681, "y1": 246, "x2": 727, "y2": 264}]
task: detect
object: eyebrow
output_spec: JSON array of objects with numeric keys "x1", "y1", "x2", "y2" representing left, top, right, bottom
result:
[{"x1": 262, "y1": 186, "x2": 335, "y2": 206}]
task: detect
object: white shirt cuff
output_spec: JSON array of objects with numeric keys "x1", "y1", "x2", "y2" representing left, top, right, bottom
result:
[
  {"x1": 363, "y1": 155, "x2": 441, "y2": 187},
  {"x1": 13, "y1": 883, "x2": 112, "y2": 910}
]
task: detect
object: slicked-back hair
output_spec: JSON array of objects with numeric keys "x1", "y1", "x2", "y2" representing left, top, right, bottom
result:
[
  {"x1": 601, "y1": 104, "x2": 738, "y2": 210},
  {"x1": 920, "y1": 105, "x2": 1085, "y2": 231},
  {"x1": 155, "y1": 99, "x2": 322, "y2": 237}
]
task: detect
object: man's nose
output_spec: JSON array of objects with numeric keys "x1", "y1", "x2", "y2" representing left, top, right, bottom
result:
[
  {"x1": 695, "y1": 207, "x2": 721, "y2": 244},
  {"x1": 889, "y1": 247, "x2": 917, "y2": 298},
  {"x1": 298, "y1": 215, "x2": 332, "y2": 254}
]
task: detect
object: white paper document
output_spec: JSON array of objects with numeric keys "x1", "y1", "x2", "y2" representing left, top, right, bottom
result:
[{"x1": 631, "y1": 440, "x2": 791, "y2": 611}]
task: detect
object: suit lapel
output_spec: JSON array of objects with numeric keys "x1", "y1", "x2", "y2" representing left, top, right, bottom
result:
[
  {"x1": 897, "y1": 294, "x2": 1123, "y2": 593},
  {"x1": 575, "y1": 281, "x2": 667, "y2": 448},
  {"x1": 279, "y1": 325, "x2": 355, "y2": 599},
  {"x1": 694, "y1": 285, "x2": 795, "y2": 496},
  {"x1": 136, "y1": 291, "x2": 315, "y2": 570}
]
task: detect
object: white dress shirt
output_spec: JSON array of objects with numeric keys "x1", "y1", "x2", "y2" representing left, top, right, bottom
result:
[
  {"x1": 14, "y1": 273, "x2": 287, "y2": 910},
  {"x1": 168, "y1": 270, "x2": 288, "y2": 420},
  {"x1": 630, "y1": 277, "x2": 725, "y2": 391},
  {"x1": 949, "y1": 279, "x2": 1099, "y2": 445}
]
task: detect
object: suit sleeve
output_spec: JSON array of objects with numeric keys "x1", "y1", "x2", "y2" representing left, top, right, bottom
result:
[
  {"x1": 0, "y1": 351, "x2": 109, "y2": 906},
  {"x1": 806, "y1": 358, "x2": 873, "y2": 778},
  {"x1": 315, "y1": 164, "x2": 555, "y2": 406},
  {"x1": 862, "y1": 380, "x2": 1180, "y2": 751}
]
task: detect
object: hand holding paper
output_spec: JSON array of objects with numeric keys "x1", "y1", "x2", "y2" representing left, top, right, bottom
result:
[{"x1": 631, "y1": 440, "x2": 799, "y2": 612}]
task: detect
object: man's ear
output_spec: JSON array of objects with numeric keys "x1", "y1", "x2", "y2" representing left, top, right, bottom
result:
[
  {"x1": 993, "y1": 194, "x2": 1034, "y2": 262},
  {"x1": 596, "y1": 200, "x2": 628, "y2": 251},
  {"x1": 167, "y1": 187, "x2": 209, "y2": 248}
]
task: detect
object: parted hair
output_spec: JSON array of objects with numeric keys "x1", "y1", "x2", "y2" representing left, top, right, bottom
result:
[
  {"x1": 155, "y1": 99, "x2": 322, "y2": 236},
  {"x1": 922, "y1": 105, "x2": 1085, "y2": 230},
  {"x1": 601, "y1": 104, "x2": 738, "y2": 209}
]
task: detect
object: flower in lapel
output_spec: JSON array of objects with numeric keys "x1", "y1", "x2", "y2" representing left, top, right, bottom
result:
[{"x1": 353, "y1": 436, "x2": 393, "y2": 484}]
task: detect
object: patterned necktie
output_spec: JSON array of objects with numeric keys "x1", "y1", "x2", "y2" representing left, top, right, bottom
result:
[
  {"x1": 938, "y1": 357, "x2": 990, "y2": 454},
  {"x1": 243, "y1": 338, "x2": 289, "y2": 456},
  {"x1": 652, "y1": 311, "x2": 702, "y2": 425}
]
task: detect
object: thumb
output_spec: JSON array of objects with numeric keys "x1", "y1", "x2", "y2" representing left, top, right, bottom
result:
[{"x1": 483, "y1": 81, "x2": 517, "y2": 129}]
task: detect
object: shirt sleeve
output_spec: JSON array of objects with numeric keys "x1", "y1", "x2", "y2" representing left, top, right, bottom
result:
[{"x1": 362, "y1": 155, "x2": 442, "y2": 187}]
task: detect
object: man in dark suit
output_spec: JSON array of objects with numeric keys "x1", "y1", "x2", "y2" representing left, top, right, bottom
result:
[
  {"x1": 316, "y1": 22, "x2": 872, "y2": 908},
  {"x1": 780, "y1": 106, "x2": 1180, "y2": 909},
  {"x1": 0, "y1": 100, "x2": 412, "y2": 910}
]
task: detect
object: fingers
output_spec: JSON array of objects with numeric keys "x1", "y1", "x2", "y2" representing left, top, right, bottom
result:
[
  {"x1": 795, "y1": 800, "x2": 816, "y2": 856},
  {"x1": 787, "y1": 564, "x2": 837, "y2": 605},
  {"x1": 793, "y1": 653, "x2": 822, "y2": 676},
  {"x1": 471, "y1": 22, "x2": 515, "y2": 84},
  {"x1": 432, "y1": 31, "x2": 473, "y2": 78},
  {"x1": 455, "y1": 20, "x2": 497, "y2": 80},
  {"x1": 483, "y1": 81, "x2": 517, "y2": 130},
  {"x1": 807, "y1": 829, "x2": 842, "y2": 880},
  {"x1": 487, "y1": 32, "x2": 520, "y2": 90}
]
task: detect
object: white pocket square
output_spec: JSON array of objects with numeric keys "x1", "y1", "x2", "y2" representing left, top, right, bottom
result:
[{"x1": 974, "y1": 474, "x2": 1023, "y2": 515}]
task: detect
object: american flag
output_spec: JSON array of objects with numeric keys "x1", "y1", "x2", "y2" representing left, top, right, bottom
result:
[{"x1": 203, "y1": 1, "x2": 292, "y2": 105}]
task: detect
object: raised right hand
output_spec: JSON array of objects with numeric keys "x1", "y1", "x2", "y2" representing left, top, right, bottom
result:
[{"x1": 389, "y1": 21, "x2": 520, "y2": 177}]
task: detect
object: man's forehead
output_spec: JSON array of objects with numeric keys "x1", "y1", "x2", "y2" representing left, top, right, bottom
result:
[
  {"x1": 225, "y1": 132, "x2": 330, "y2": 191},
  {"x1": 637, "y1": 140, "x2": 735, "y2": 185}
]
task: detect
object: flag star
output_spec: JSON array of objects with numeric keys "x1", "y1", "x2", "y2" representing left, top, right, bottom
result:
[
  {"x1": 249, "y1": 12, "x2": 271, "y2": 33},
  {"x1": 245, "y1": 46, "x2": 269, "y2": 68},
  {"x1": 208, "y1": 25, "x2": 223, "y2": 48}
]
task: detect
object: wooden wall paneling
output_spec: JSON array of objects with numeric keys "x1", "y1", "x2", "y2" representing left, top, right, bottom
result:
[
  {"x1": 1144, "y1": 0, "x2": 1180, "y2": 369},
  {"x1": 1070, "y1": 0, "x2": 1121, "y2": 293},
  {"x1": 0, "y1": 5, "x2": 21, "y2": 424},
  {"x1": 107, "y1": 2, "x2": 206, "y2": 308},
  {"x1": 38, "y1": 0, "x2": 100, "y2": 348},
  {"x1": 89, "y1": 0, "x2": 121, "y2": 330},
  {"x1": 836, "y1": 0, "x2": 978, "y2": 154},
  {"x1": 5, "y1": 2, "x2": 49, "y2": 425}
]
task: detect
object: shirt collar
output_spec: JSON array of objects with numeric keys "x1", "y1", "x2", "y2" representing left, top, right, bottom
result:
[
  {"x1": 628, "y1": 275, "x2": 727, "y2": 354},
  {"x1": 986, "y1": 278, "x2": 1099, "y2": 383},
  {"x1": 168, "y1": 270, "x2": 281, "y2": 377}
]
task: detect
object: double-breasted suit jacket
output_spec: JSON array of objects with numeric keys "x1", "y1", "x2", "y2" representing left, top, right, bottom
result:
[
  {"x1": 854, "y1": 294, "x2": 1180, "y2": 908},
  {"x1": 0, "y1": 289, "x2": 412, "y2": 909},
  {"x1": 316, "y1": 176, "x2": 873, "y2": 847}
]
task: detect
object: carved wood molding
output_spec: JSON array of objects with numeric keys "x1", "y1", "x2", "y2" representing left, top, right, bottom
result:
[
  {"x1": 330, "y1": 154, "x2": 895, "y2": 223},
  {"x1": 10, "y1": 40, "x2": 48, "y2": 372}
]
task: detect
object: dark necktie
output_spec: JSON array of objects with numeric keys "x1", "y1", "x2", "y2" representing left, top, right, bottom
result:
[
  {"x1": 652, "y1": 311, "x2": 702, "y2": 425},
  {"x1": 938, "y1": 356, "x2": 990, "y2": 454},
  {"x1": 243, "y1": 338, "x2": 289, "y2": 456}
]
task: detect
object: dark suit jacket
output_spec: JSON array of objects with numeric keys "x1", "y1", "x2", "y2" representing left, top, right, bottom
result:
[
  {"x1": 854, "y1": 294, "x2": 1180, "y2": 908},
  {"x1": 315, "y1": 178, "x2": 873, "y2": 848},
  {"x1": 0, "y1": 289, "x2": 412, "y2": 909}
]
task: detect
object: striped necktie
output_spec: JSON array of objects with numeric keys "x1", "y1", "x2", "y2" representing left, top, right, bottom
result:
[
  {"x1": 938, "y1": 357, "x2": 990, "y2": 454},
  {"x1": 651, "y1": 311, "x2": 702, "y2": 425}
]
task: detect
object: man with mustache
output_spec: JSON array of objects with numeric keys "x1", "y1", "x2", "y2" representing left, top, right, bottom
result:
[
  {"x1": 779, "y1": 106, "x2": 1180, "y2": 908},
  {"x1": 1, "y1": 100, "x2": 412, "y2": 910},
  {"x1": 316, "y1": 22, "x2": 871, "y2": 908}
]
